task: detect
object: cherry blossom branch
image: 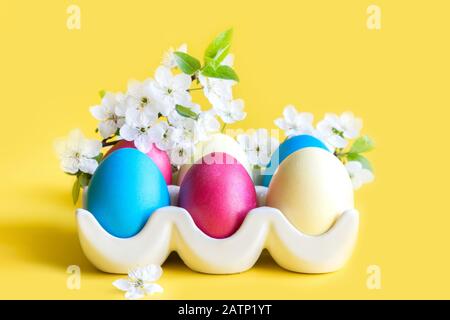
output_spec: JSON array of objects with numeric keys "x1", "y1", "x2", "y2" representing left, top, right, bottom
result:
[
  {"x1": 102, "y1": 136, "x2": 121, "y2": 147},
  {"x1": 187, "y1": 86, "x2": 204, "y2": 92}
]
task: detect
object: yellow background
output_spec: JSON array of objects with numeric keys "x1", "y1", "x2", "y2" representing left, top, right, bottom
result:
[{"x1": 1, "y1": 0, "x2": 449, "y2": 299}]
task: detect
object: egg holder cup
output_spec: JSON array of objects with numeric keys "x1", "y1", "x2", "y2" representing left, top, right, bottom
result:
[{"x1": 76, "y1": 185, "x2": 359, "y2": 275}]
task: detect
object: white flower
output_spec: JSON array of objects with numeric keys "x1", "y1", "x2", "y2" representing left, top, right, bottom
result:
[
  {"x1": 345, "y1": 161, "x2": 374, "y2": 190},
  {"x1": 175, "y1": 118, "x2": 200, "y2": 146},
  {"x1": 125, "y1": 79, "x2": 159, "y2": 123},
  {"x1": 199, "y1": 76, "x2": 233, "y2": 107},
  {"x1": 113, "y1": 265, "x2": 163, "y2": 300},
  {"x1": 54, "y1": 129, "x2": 102, "y2": 175},
  {"x1": 167, "y1": 105, "x2": 204, "y2": 146},
  {"x1": 198, "y1": 54, "x2": 235, "y2": 107},
  {"x1": 274, "y1": 105, "x2": 315, "y2": 138},
  {"x1": 150, "y1": 66, "x2": 192, "y2": 116},
  {"x1": 90, "y1": 92, "x2": 127, "y2": 139},
  {"x1": 119, "y1": 115, "x2": 155, "y2": 153},
  {"x1": 339, "y1": 112, "x2": 363, "y2": 139},
  {"x1": 214, "y1": 99, "x2": 246, "y2": 124},
  {"x1": 162, "y1": 43, "x2": 188, "y2": 69},
  {"x1": 316, "y1": 112, "x2": 363, "y2": 150},
  {"x1": 197, "y1": 111, "x2": 220, "y2": 140},
  {"x1": 237, "y1": 129, "x2": 279, "y2": 167},
  {"x1": 169, "y1": 142, "x2": 194, "y2": 166},
  {"x1": 147, "y1": 121, "x2": 179, "y2": 151}
]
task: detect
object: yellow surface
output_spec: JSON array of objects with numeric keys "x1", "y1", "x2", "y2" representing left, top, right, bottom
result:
[{"x1": 0, "y1": 0, "x2": 449, "y2": 299}]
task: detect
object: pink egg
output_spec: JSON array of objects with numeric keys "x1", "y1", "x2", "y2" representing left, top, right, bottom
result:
[
  {"x1": 105, "y1": 140, "x2": 172, "y2": 185},
  {"x1": 178, "y1": 152, "x2": 257, "y2": 239}
]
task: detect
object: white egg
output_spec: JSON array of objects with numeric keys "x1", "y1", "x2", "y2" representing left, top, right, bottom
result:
[
  {"x1": 177, "y1": 133, "x2": 252, "y2": 185},
  {"x1": 266, "y1": 147, "x2": 354, "y2": 235}
]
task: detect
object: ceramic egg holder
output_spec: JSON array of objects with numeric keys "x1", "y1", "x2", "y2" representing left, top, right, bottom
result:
[{"x1": 76, "y1": 185, "x2": 359, "y2": 275}]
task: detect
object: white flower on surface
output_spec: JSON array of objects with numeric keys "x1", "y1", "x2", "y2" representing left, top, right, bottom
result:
[
  {"x1": 113, "y1": 265, "x2": 163, "y2": 300},
  {"x1": 345, "y1": 161, "x2": 374, "y2": 190},
  {"x1": 237, "y1": 129, "x2": 280, "y2": 167},
  {"x1": 54, "y1": 129, "x2": 102, "y2": 175},
  {"x1": 274, "y1": 105, "x2": 315, "y2": 138},
  {"x1": 150, "y1": 66, "x2": 192, "y2": 116},
  {"x1": 162, "y1": 43, "x2": 188, "y2": 69},
  {"x1": 90, "y1": 92, "x2": 127, "y2": 139},
  {"x1": 125, "y1": 79, "x2": 159, "y2": 124},
  {"x1": 119, "y1": 115, "x2": 155, "y2": 153},
  {"x1": 214, "y1": 99, "x2": 246, "y2": 124},
  {"x1": 316, "y1": 112, "x2": 363, "y2": 150}
]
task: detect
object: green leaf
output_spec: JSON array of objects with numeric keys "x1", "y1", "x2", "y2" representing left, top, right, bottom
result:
[
  {"x1": 201, "y1": 65, "x2": 239, "y2": 81},
  {"x1": 347, "y1": 153, "x2": 373, "y2": 172},
  {"x1": 173, "y1": 52, "x2": 201, "y2": 75},
  {"x1": 349, "y1": 135, "x2": 375, "y2": 154},
  {"x1": 213, "y1": 45, "x2": 231, "y2": 65},
  {"x1": 94, "y1": 153, "x2": 103, "y2": 164},
  {"x1": 175, "y1": 104, "x2": 199, "y2": 120},
  {"x1": 99, "y1": 90, "x2": 106, "y2": 99},
  {"x1": 72, "y1": 178, "x2": 80, "y2": 205},
  {"x1": 78, "y1": 173, "x2": 91, "y2": 187},
  {"x1": 204, "y1": 29, "x2": 233, "y2": 64}
]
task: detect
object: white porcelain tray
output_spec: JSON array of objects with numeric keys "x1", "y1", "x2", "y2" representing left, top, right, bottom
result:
[{"x1": 76, "y1": 186, "x2": 359, "y2": 274}]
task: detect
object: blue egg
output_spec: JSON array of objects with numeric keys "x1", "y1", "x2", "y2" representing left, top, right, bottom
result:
[
  {"x1": 86, "y1": 148, "x2": 170, "y2": 238},
  {"x1": 262, "y1": 135, "x2": 329, "y2": 187}
]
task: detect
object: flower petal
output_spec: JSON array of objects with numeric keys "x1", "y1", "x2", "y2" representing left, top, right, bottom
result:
[
  {"x1": 67, "y1": 129, "x2": 84, "y2": 150},
  {"x1": 113, "y1": 279, "x2": 132, "y2": 292},
  {"x1": 125, "y1": 287, "x2": 145, "y2": 300},
  {"x1": 127, "y1": 80, "x2": 142, "y2": 97},
  {"x1": 173, "y1": 73, "x2": 192, "y2": 91},
  {"x1": 134, "y1": 134, "x2": 152, "y2": 153},
  {"x1": 346, "y1": 161, "x2": 362, "y2": 172},
  {"x1": 79, "y1": 158, "x2": 98, "y2": 175},
  {"x1": 282, "y1": 105, "x2": 298, "y2": 120},
  {"x1": 154, "y1": 66, "x2": 172, "y2": 87},
  {"x1": 178, "y1": 43, "x2": 188, "y2": 53},
  {"x1": 221, "y1": 53, "x2": 234, "y2": 67},
  {"x1": 98, "y1": 120, "x2": 117, "y2": 139},
  {"x1": 81, "y1": 139, "x2": 102, "y2": 158},
  {"x1": 327, "y1": 134, "x2": 348, "y2": 149},
  {"x1": 141, "y1": 265, "x2": 163, "y2": 282},
  {"x1": 60, "y1": 157, "x2": 79, "y2": 174},
  {"x1": 90, "y1": 105, "x2": 108, "y2": 121},
  {"x1": 361, "y1": 169, "x2": 375, "y2": 184},
  {"x1": 143, "y1": 283, "x2": 164, "y2": 295},
  {"x1": 120, "y1": 124, "x2": 138, "y2": 141},
  {"x1": 297, "y1": 112, "x2": 314, "y2": 125}
]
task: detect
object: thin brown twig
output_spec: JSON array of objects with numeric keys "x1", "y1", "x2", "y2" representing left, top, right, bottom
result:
[
  {"x1": 102, "y1": 137, "x2": 121, "y2": 147},
  {"x1": 187, "y1": 86, "x2": 204, "y2": 92}
]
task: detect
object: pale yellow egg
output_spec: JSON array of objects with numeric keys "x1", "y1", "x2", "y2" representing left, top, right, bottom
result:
[
  {"x1": 266, "y1": 148, "x2": 354, "y2": 235},
  {"x1": 177, "y1": 133, "x2": 252, "y2": 185}
]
